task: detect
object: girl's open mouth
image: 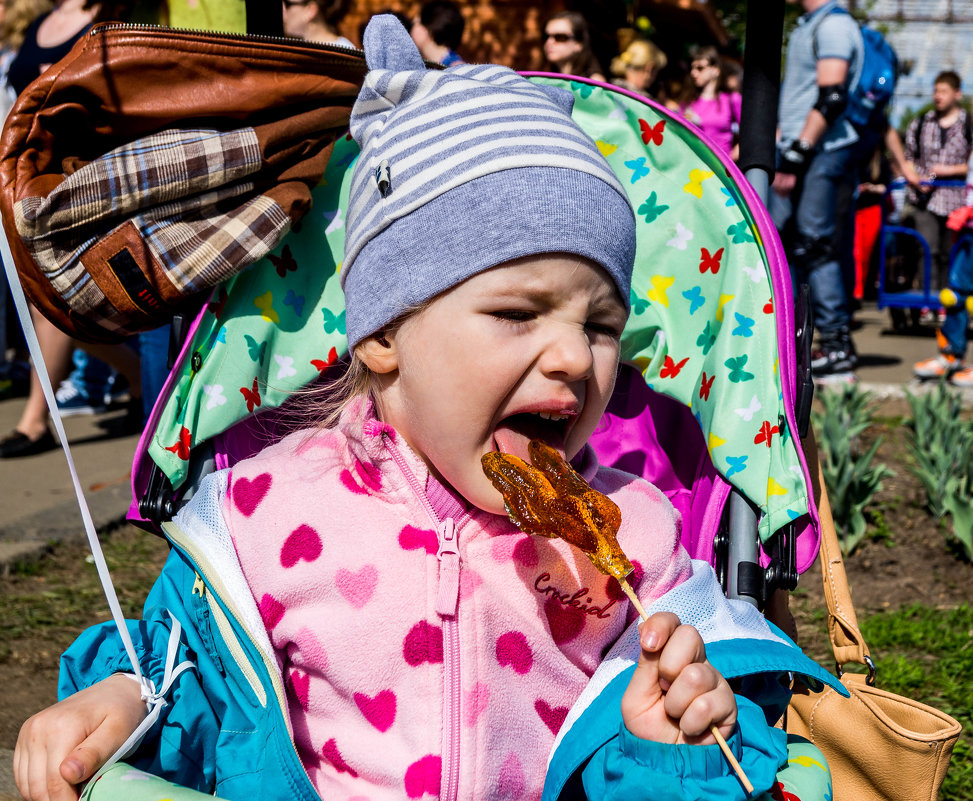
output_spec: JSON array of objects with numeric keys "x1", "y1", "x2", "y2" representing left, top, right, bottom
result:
[{"x1": 493, "y1": 411, "x2": 572, "y2": 463}]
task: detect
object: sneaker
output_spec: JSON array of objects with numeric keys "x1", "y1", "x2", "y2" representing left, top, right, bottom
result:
[
  {"x1": 951, "y1": 366, "x2": 973, "y2": 388},
  {"x1": 811, "y1": 336, "x2": 858, "y2": 376},
  {"x1": 103, "y1": 373, "x2": 130, "y2": 408},
  {"x1": 0, "y1": 427, "x2": 57, "y2": 458},
  {"x1": 55, "y1": 379, "x2": 106, "y2": 416},
  {"x1": 914, "y1": 353, "x2": 963, "y2": 379}
]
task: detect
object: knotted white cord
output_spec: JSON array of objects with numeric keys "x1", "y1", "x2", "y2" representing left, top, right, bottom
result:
[{"x1": 95, "y1": 616, "x2": 195, "y2": 781}]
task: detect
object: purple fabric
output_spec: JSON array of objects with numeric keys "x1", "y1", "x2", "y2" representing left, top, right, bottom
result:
[
  {"x1": 589, "y1": 363, "x2": 731, "y2": 566},
  {"x1": 681, "y1": 92, "x2": 741, "y2": 155}
]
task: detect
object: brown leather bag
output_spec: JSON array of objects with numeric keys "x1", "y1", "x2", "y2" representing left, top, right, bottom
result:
[
  {"x1": 786, "y1": 434, "x2": 962, "y2": 801},
  {"x1": 0, "y1": 24, "x2": 367, "y2": 342}
]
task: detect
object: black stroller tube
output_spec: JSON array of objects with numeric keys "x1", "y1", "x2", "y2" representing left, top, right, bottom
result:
[
  {"x1": 738, "y1": 0, "x2": 785, "y2": 202},
  {"x1": 724, "y1": 2, "x2": 786, "y2": 607},
  {"x1": 246, "y1": 0, "x2": 284, "y2": 36}
]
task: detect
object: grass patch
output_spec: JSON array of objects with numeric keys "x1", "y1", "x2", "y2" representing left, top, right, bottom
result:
[
  {"x1": 0, "y1": 527, "x2": 170, "y2": 661},
  {"x1": 855, "y1": 605, "x2": 972, "y2": 801}
]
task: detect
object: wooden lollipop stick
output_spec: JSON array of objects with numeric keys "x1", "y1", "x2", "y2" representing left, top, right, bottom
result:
[
  {"x1": 618, "y1": 577, "x2": 755, "y2": 796},
  {"x1": 619, "y1": 577, "x2": 649, "y2": 619}
]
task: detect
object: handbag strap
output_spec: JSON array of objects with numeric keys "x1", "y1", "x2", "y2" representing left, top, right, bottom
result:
[{"x1": 803, "y1": 431, "x2": 875, "y2": 676}]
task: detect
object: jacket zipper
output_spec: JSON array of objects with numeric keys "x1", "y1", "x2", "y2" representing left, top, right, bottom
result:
[
  {"x1": 382, "y1": 433, "x2": 465, "y2": 801},
  {"x1": 161, "y1": 520, "x2": 321, "y2": 799}
]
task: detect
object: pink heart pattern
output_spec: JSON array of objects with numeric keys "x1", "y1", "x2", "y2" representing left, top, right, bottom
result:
[
  {"x1": 322, "y1": 738, "x2": 358, "y2": 777},
  {"x1": 496, "y1": 752, "x2": 526, "y2": 800},
  {"x1": 340, "y1": 469, "x2": 371, "y2": 496},
  {"x1": 295, "y1": 627, "x2": 328, "y2": 670},
  {"x1": 287, "y1": 668, "x2": 310, "y2": 711},
  {"x1": 258, "y1": 594, "x2": 285, "y2": 630},
  {"x1": 460, "y1": 569, "x2": 483, "y2": 597},
  {"x1": 512, "y1": 537, "x2": 539, "y2": 567},
  {"x1": 398, "y1": 525, "x2": 438, "y2": 555},
  {"x1": 490, "y1": 535, "x2": 520, "y2": 563},
  {"x1": 336, "y1": 564, "x2": 378, "y2": 608},
  {"x1": 233, "y1": 472, "x2": 272, "y2": 517},
  {"x1": 463, "y1": 682, "x2": 490, "y2": 727},
  {"x1": 354, "y1": 689, "x2": 397, "y2": 732},
  {"x1": 495, "y1": 631, "x2": 533, "y2": 674},
  {"x1": 534, "y1": 699, "x2": 569, "y2": 735},
  {"x1": 606, "y1": 559, "x2": 644, "y2": 602},
  {"x1": 281, "y1": 524, "x2": 322, "y2": 568},
  {"x1": 403, "y1": 620, "x2": 444, "y2": 666},
  {"x1": 544, "y1": 595, "x2": 585, "y2": 645},
  {"x1": 354, "y1": 459, "x2": 382, "y2": 491},
  {"x1": 404, "y1": 755, "x2": 441, "y2": 799}
]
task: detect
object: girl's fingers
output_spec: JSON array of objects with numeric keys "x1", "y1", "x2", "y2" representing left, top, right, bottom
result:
[
  {"x1": 629, "y1": 612, "x2": 682, "y2": 692},
  {"x1": 47, "y1": 744, "x2": 82, "y2": 801},
  {"x1": 655, "y1": 622, "x2": 707, "y2": 688},
  {"x1": 660, "y1": 658, "x2": 737, "y2": 741},
  {"x1": 638, "y1": 612, "x2": 682, "y2": 655},
  {"x1": 677, "y1": 686, "x2": 737, "y2": 741},
  {"x1": 660, "y1": 661, "x2": 720, "y2": 722}
]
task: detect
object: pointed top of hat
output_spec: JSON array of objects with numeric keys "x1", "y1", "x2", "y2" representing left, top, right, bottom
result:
[{"x1": 362, "y1": 14, "x2": 425, "y2": 72}]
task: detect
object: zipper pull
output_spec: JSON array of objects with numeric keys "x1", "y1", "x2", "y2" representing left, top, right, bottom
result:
[{"x1": 436, "y1": 518, "x2": 460, "y2": 618}]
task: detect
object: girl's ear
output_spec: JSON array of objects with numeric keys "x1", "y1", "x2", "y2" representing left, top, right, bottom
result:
[{"x1": 357, "y1": 333, "x2": 399, "y2": 374}]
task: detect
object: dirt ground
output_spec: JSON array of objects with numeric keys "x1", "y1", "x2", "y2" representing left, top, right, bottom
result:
[{"x1": 1, "y1": 395, "x2": 971, "y2": 753}]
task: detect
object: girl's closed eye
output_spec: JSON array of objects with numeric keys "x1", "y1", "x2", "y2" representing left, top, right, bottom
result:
[
  {"x1": 491, "y1": 309, "x2": 537, "y2": 325},
  {"x1": 585, "y1": 319, "x2": 623, "y2": 339}
]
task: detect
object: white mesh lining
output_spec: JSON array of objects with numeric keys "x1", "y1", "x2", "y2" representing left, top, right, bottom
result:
[
  {"x1": 648, "y1": 561, "x2": 785, "y2": 647},
  {"x1": 172, "y1": 469, "x2": 276, "y2": 668},
  {"x1": 549, "y1": 560, "x2": 786, "y2": 762}
]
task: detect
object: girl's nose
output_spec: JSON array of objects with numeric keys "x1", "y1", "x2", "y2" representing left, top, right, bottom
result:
[{"x1": 540, "y1": 328, "x2": 594, "y2": 381}]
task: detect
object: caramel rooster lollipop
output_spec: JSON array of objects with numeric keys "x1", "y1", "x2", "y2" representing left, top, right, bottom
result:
[
  {"x1": 481, "y1": 440, "x2": 645, "y2": 614},
  {"x1": 481, "y1": 439, "x2": 754, "y2": 795}
]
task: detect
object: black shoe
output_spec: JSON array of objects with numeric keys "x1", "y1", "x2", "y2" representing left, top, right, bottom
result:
[
  {"x1": 0, "y1": 427, "x2": 57, "y2": 458},
  {"x1": 811, "y1": 336, "x2": 858, "y2": 375},
  {"x1": 121, "y1": 396, "x2": 145, "y2": 436}
]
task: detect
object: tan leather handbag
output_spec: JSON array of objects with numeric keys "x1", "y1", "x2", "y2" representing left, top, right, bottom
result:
[{"x1": 786, "y1": 435, "x2": 962, "y2": 801}]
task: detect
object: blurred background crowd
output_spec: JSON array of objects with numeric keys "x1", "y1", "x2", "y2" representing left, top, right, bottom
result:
[{"x1": 1, "y1": 0, "x2": 973, "y2": 456}]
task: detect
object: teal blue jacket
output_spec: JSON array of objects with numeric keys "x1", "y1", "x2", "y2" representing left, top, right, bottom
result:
[{"x1": 60, "y1": 473, "x2": 844, "y2": 800}]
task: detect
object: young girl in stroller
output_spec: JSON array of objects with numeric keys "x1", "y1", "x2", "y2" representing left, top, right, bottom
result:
[{"x1": 15, "y1": 16, "x2": 839, "y2": 801}]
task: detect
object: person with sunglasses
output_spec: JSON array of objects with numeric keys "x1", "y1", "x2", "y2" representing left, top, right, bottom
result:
[
  {"x1": 679, "y1": 45, "x2": 741, "y2": 159},
  {"x1": 543, "y1": 11, "x2": 604, "y2": 82}
]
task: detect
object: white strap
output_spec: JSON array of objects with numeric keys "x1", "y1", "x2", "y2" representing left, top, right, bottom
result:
[
  {"x1": 0, "y1": 229, "x2": 167, "y2": 691},
  {"x1": 87, "y1": 614, "x2": 195, "y2": 789},
  {"x1": 1, "y1": 208, "x2": 195, "y2": 797}
]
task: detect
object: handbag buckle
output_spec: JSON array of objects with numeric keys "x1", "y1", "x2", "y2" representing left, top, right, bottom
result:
[{"x1": 836, "y1": 653, "x2": 877, "y2": 686}]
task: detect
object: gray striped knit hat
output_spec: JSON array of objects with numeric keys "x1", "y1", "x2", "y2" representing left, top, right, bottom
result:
[{"x1": 342, "y1": 14, "x2": 636, "y2": 347}]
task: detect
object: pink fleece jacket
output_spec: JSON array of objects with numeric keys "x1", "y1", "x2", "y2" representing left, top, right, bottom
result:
[{"x1": 223, "y1": 400, "x2": 691, "y2": 801}]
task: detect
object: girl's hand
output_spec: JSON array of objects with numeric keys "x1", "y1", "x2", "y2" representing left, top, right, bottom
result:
[
  {"x1": 620, "y1": 612, "x2": 737, "y2": 745},
  {"x1": 14, "y1": 674, "x2": 147, "y2": 801}
]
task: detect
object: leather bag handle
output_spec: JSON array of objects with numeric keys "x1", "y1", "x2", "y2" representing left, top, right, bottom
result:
[{"x1": 802, "y1": 431, "x2": 873, "y2": 673}]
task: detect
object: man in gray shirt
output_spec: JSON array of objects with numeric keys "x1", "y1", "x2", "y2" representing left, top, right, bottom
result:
[{"x1": 770, "y1": 0, "x2": 872, "y2": 377}]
